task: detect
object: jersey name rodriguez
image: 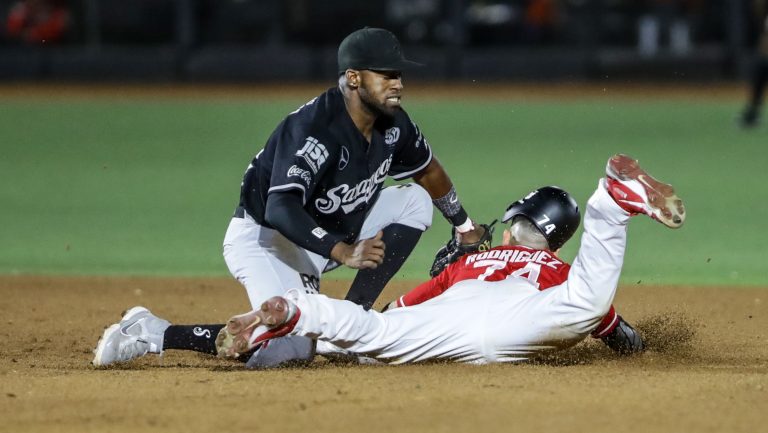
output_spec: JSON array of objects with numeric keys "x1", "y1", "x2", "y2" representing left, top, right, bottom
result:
[
  {"x1": 464, "y1": 248, "x2": 563, "y2": 270},
  {"x1": 315, "y1": 156, "x2": 392, "y2": 214}
]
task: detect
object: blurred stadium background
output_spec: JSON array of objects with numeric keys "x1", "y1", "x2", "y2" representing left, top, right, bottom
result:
[{"x1": 0, "y1": 0, "x2": 763, "y2": 82}]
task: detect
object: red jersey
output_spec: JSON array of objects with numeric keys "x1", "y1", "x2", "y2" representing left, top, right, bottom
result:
[{"x1": 395, "y1": 245, "x2": 570, "y2": 308}]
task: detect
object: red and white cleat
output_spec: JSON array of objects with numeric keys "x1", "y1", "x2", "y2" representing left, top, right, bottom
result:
[
  {"x1": 215, "y1": 296, "x2": 300, "y2": 359},
  {"x1": 604, "y1": 154, "x2": 686, "y2": 229}
]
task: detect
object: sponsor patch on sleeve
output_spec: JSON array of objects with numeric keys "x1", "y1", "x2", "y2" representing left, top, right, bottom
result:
[
  {"x1": 287, "y1": 165, "x2": 313, "y2": 185},
  {"x1": 311, "y1": 227, "x2": 328, "y2": 239},
  {"x1": 296, "y1": 136, "x2": 329, "y2": 174}
]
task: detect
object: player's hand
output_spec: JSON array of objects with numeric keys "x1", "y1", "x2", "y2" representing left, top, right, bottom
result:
[
  {"x1": 429, "y1": 221, "x2": 496, "y2": 278},
  {"x1": 458, "y1": 224, "x2": 486, "y2": 245},
  {"x1": 332, "y1": 231, "x2": 386, "y2": 270}
]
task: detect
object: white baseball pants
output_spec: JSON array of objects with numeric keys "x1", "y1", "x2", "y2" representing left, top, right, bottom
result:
[
  {"x1": 222, "y1": 183, "x2": 433, "y2": 309},
  {"x1": 283, "y1": 182, "x2": 631, "y2": 364}
]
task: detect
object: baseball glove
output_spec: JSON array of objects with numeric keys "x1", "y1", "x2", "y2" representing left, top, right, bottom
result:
[{"x1": 429, "y1": 220, "x2": 496, "y2": 278}]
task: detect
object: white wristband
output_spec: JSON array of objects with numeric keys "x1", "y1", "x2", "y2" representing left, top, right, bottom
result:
[{"x1": 455, "y1": 218, "x2": 475, "y2": 234}]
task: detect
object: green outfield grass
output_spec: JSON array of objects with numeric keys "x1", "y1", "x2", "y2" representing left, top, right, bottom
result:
[{"x1": 1, "y1": 89, "x2": 765, "y2": 285}]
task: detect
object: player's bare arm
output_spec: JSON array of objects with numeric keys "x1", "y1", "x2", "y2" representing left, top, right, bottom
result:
[{"x1": 412, "y1": 158, "x2": 487, "y2": 243}]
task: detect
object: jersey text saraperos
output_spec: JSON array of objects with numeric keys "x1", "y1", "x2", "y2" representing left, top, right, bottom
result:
[{"x1": 315, "y1": 156, "x2": 392, "y2": 214}]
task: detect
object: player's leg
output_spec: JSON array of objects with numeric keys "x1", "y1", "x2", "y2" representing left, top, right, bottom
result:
[
  {"x1": 219, "y1": 213, "x2": 327, "y2": 367},
  {"x1": 486, "y1": 155, "x2": 685, "y2": 361},
  {"x1": 218, "y1": 286, "x2": 490, "y2": 364},
  {"x1": 742, "y1": 55, "x2": 768, "y2": 128},
  {"x1": 544, "y1": 154, "x2": 684, "y2": 339},
  {"x1": 93, "y1": 308, "x2": 315, "y2": 368},
  {"x1": 93, "y1": 215, "x2": 326, "y2": 367},
  {"x1": 343, "y1": 183, "x2": 433, "y2": 309},
  {"x1": 758, "y1": 56, "x2": 768, "y2": 113},
  {"x1": 162, "y1": 215, "x2": 323, "y2": 360},
  {"x1": 222, "y1": 213, "x2": 326, "y2": 304}
]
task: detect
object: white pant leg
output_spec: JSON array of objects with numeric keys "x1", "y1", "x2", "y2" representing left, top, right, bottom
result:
[
  {"x1": 223, "y1": 213, "x2": 329, "y2": 309},
  {"x1": 322, "y1": 183, "x2": 433, "y2": 273},
  {"x1": 358, "y1": 183, "x2": 433, "y2": 239},
  {"x1": 285, "y1": 284, "x2": 491, "y2": 364},
  {"x1": 487, "y1": 182, "x2": 632, "y2": 361},
  {"x1": 560, "y1": 180, "x2": 631, "y2": 327}
]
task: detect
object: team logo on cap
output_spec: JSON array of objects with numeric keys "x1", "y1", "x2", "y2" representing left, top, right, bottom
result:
[
  {"x1": 384, "y1": 127, "x2": 400, "y2": 145},
  {"x1": 339, "y1": 146, "x2": 350, "y2": 170}
]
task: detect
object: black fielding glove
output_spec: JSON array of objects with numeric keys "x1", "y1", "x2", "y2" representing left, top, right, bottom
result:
[{"x1": 429, "y1": 220, "x2": 496, "y2": 278}]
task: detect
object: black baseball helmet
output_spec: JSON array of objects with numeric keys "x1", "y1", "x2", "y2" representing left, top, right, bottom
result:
[{"x1": 501, "y1": 186, "x2": 580, "y2": 251}]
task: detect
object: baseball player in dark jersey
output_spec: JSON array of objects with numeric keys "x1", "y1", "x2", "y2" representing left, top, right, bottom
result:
[{"x1": 93, "y1": 28, "x2": 489, "y2": 368}]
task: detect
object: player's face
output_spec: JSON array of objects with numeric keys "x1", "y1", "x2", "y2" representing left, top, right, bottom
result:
[{"x1": 358, "y1": 70, "x2": 404, "y2": 117}]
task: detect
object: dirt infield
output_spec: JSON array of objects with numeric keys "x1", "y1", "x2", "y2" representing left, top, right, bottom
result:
[{"x1": 1, "y1": 276, "x2": 766, "y2": 433}]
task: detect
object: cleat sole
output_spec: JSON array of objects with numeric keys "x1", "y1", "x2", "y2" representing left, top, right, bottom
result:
[
  {"x1": 607, "y1": 154, "x2": 686, "y2": 229},
  {"x1": 92, "y1": 324, "x2": 120, "y2": 366},
  {"x1": 215, "y1": 297, "x2": 295, "y2": 359},
  {"x1": 216, "y1": 310, "x2": 264, "y2": 358}
]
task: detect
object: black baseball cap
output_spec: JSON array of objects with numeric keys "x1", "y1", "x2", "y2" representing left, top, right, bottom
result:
[{"x1": 337, "y1": 27, "x2": 423, "y2": 74}]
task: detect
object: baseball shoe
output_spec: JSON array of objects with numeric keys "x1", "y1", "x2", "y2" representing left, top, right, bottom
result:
[
  {"x1": 600, "y1": 316, "x2": 645, "y2": 355},
  {"x1": 604, "y1": 154, "x2": 686, "y2": 228},
  {"x1": 92, "y1": 306, "x2": 170, "y2": 367},
  {"x1": 215, "y1": 296, "x2": 300, "y2": 359}
]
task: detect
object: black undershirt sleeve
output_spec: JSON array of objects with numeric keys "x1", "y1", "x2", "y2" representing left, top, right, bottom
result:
[{"x1": 264, "y1": 190, "x2": 342, "y2": 259}]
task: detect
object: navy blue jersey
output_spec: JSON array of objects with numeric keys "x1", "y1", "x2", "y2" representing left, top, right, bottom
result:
[{"x1": 239, "y1": 86, "x2": 432, "y2": 253}]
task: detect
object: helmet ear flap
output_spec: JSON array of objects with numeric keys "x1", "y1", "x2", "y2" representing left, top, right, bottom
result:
[{"x1": 501, "y1": 186, "x2": 581, "y2": 251}]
